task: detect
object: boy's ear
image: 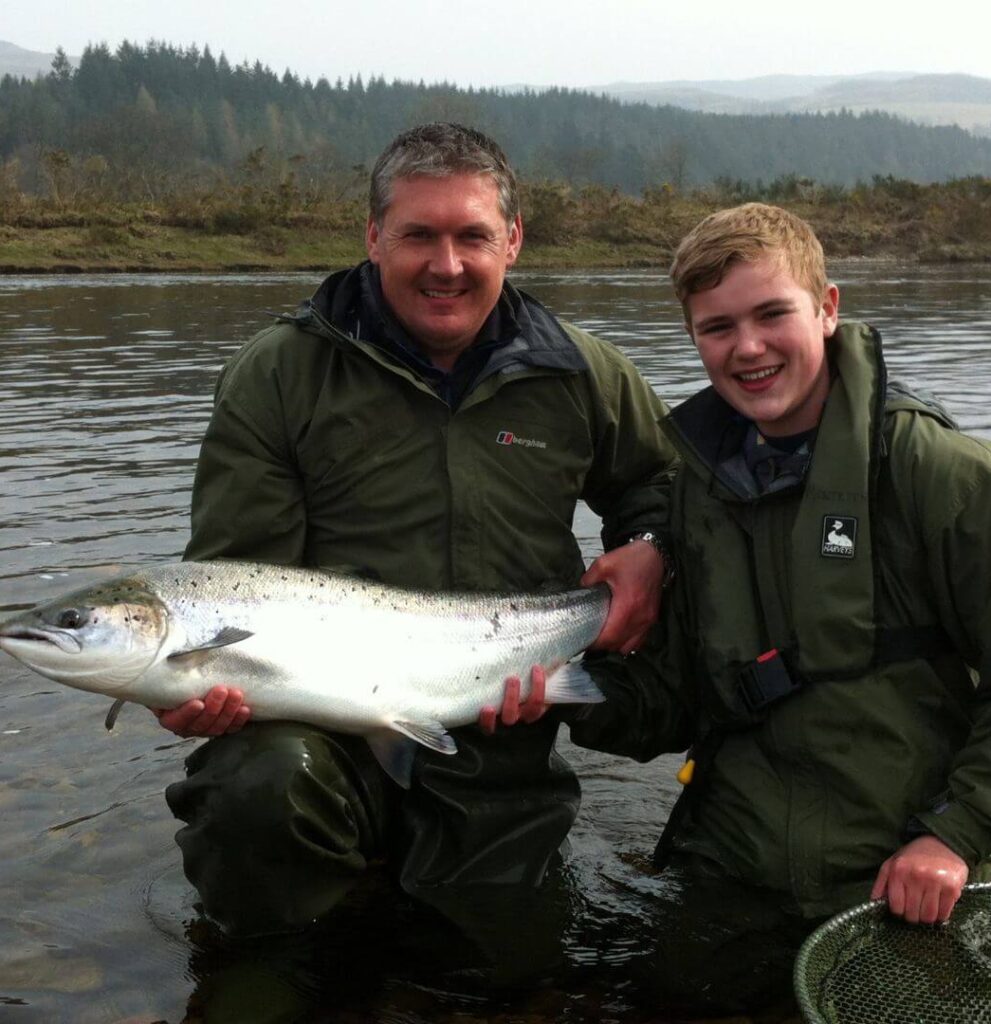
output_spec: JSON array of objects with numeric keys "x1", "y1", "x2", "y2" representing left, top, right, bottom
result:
[{"x1": 821, "y1": 283, "x2": 840, "y2": 337}]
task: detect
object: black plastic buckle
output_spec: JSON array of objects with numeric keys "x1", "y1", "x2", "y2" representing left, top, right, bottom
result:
[{"x1": 737, "y1": 648, "x2": 801, "y2": 713}]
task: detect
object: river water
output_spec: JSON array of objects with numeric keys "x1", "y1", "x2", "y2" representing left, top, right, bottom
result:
[{"x1": 0, "y1": 264, "x2": 989, "y2": 1024}]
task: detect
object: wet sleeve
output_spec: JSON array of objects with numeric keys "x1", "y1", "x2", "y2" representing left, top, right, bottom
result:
[
  {"x1": 575, "y1": 332, "x2": 679, "y2": 549},
  {"x1": 903, "y1": 426, "x2": 991, "y2": 864},
  {"x1": 184, "y1": 340, "x2": 307, "y2": 565},
  {"x1": 566, "y1": 611, "x2": 695, "y2": 762}
]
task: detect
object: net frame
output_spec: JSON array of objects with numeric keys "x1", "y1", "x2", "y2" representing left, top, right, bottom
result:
[{"x1": 794, "y1": 882, "x2": 991, "y2": 1024}]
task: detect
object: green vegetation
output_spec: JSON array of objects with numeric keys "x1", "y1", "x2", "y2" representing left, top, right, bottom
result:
[
  {"x1": 3, "y1": 174, "x2": 991, "y2": 272},
  {"x1": 5, "y1": 40, "x2": 991, "y2": 201},
  {"x1": 4, "y1": 42, "x2": 991, "y2": 271}
]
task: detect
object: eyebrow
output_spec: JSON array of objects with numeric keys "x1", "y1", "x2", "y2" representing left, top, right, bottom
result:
[{"x1": 693, "y1": 297, "x2": 797, "y2": 332}]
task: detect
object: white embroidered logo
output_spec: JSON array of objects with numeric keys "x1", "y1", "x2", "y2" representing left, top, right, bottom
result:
[{"x1": 821, "y1": 516, "x2": 857, "y2": 558}]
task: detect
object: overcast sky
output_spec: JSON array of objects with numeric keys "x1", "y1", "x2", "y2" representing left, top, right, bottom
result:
[{"x1": 4, "y1": 0, "x2": 991, "y2": 87}]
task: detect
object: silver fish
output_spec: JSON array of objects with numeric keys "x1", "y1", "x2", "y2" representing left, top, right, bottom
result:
[{"x1": 0, "y1": 561, "x2": 608, "y2": 785}]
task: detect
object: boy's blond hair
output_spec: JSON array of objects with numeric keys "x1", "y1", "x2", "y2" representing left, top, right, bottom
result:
[{"x1": 670, "y1": 203, "x2": 828, "y2": 321}]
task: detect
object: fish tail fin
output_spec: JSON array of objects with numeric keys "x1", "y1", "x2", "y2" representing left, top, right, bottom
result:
[{"x1": 544, "y1": 661, "x2": 605, "y2": 704}]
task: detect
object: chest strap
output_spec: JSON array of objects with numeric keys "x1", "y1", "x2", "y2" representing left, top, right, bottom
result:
[{"x1": 737, "y1": 625, "x2": 954, "y2": 714}]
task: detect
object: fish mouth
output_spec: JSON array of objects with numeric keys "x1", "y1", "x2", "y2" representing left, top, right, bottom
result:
[{"x1": 0, "y1": 627, "x2": 82, "y2": 654}]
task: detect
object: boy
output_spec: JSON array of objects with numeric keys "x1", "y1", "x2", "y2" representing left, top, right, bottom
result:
[{"x1": 501, "y1": 203, "x2": 991, "y2": 940}]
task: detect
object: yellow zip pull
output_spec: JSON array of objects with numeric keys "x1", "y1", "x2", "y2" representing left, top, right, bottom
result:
[{"x1": 677, "y1": 758, "x2": 695, "y2": 786}]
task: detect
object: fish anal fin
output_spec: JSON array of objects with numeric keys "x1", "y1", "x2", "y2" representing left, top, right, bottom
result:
[
  {"x1": 366, "y1": 730, "x2": 418, "y2": 789},
  {"x1": 392, "y1": 718, "x2": 457, "y2": 756},
  {"x1": 544, "y1": 662, "x2": 605, "y2": 704},
  {"x1": 167, "y1": 626, "x2": 254, "y2": 661}
]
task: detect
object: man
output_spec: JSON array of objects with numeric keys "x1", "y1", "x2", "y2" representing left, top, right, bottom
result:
[
  {"x1": 159, "y1": 122, "x2": 676, "y2": 938},
  {"x1": 497, "y1": 202, "x2": 991, "y2": 1009}
]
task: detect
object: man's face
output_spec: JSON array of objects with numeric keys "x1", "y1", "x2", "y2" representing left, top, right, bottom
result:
[
  {"x1": 686, "y1": 255, "x2": 840, "y2": 437},
  {"x1": 365, "y1": 173, "x2": 523, "y2": 370}
]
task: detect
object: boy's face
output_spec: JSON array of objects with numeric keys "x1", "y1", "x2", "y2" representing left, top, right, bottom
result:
[{"x1": 685, "y1": 255, "x2": 839, "y2": 437}]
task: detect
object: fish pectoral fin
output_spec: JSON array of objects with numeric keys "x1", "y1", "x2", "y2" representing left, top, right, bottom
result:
[
  {"x1": 366, "y1": 731, "x2": 418, "y2": 790},
  {"x1": 104, "y1": 698, "x2": 126, "y2": 731},
  {"x1": 392, "y1": 718, "x2": 457, "y2": 756},
  {"x1": 544, "y1": 661, "x2": 606, "y2": 704},
  {"x1": 167, "y1": 626, "x2": 254, "y2": 661}
]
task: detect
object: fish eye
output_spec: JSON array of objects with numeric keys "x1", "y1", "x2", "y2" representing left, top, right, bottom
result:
[{"x1": 57, "y1": 608, "x2": 84, "y2": 629}]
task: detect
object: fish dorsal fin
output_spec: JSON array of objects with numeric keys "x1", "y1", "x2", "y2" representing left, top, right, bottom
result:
[
  {"x1": 392, "y1": 718, "x2": 457, "y2": 756},
  {"x1": 105, "y1": 698, "x2": 126, "y2": 731},
  {"x1": 167, "y1": 626, "x2": 254, "y2": 661}
]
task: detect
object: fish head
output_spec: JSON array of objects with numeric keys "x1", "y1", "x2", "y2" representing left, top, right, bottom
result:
[{"x1": 0, "y1": 577, "x2": 169, "y2": 694}]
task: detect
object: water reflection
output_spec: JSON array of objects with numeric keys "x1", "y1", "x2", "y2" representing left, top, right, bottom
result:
[{"x1": 0, "y1": 266, "x2": 989, "y2": 1022}]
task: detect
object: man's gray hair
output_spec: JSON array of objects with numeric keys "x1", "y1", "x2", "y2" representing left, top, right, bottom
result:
[{"x1": 369, "y1": 122, "x2": 520, "y2": 225}]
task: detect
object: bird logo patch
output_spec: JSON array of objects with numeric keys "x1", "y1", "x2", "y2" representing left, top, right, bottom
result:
[{"x1": 821, "y1": 516, "x2": 857, "y2": 558}]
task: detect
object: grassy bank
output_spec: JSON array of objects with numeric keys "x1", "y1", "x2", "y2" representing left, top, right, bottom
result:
[{"x1": 3, "y1": 176, "x2": 991, "y2": 273}]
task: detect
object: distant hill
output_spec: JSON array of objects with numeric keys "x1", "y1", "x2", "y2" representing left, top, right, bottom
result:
[
  {"x1": 0, "y1": 40, "x2": 77, "y2": 79},
  {"x1": 597, "y1": 72, "x2": 991, "y2": 135},
  {"x1": 4, "y1": 41, "x2": 991, "y2": 197}
]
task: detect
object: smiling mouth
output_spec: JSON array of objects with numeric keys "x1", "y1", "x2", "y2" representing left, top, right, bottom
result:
[
  {"x1": 737, "y1": 366, "x2": 782, "y2": 382},
  {"x1": 422, "y1": 289, "x2": 466, "y2": 299}
]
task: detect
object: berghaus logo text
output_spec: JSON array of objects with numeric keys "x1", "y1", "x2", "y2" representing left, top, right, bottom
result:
[{"x1": 496, "y1": 430, "x2": 547, "y2": 449}]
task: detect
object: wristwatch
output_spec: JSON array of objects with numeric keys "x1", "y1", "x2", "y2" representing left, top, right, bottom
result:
[{"x1": 627, "y1": 532, "x2": 676, "y2": 589}]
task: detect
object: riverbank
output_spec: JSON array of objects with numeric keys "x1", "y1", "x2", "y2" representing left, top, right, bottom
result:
[{"x1": 3, "y1": 177, "x2": 991, "y2": 272}]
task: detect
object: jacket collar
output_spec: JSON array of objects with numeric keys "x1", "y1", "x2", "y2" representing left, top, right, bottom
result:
[{"x1": 278, "y1": 262, "x2": 588, "y2": 389}]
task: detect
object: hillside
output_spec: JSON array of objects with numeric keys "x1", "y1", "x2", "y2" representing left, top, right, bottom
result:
[
  {"x1": 4, "y1": 40, "x2": 991, "y2": 203},
  {"x1": 598, "y1": 72, "x2": 991, "y2": 136}
]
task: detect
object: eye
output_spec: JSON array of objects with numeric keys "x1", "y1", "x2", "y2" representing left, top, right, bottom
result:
[{"x1": 57, "y1": 608, "x2": 83, "y2": 629}]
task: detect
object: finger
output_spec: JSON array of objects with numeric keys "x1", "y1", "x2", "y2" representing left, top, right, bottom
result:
[
  {"x1": 478, "y1": 706, "x2": 497, "y2": 735},
  {"x1": 208, "y1": 690, "x2": 246, "y2": 735},
  {"x1": 157, "y1": 699, "x2": 206, "y2": 734},
  {"x1": 901, "y1": 882, "x2": 924, "y2": 925},
  {"x1": 200, "y1": 685, "x2": 231, "y2": 717},
  {"x1": 886, "y1": 876, "x2": 906, "y2": 918},
  {"x1": 501, "y1": 676, "x2": 521, "y2": 726},
  {"x1": 918, "y1": 885, "x2": 941, "y2": 926},
  {"x1": 619, "y1": 623, "x2": 649, "y2": 656},
  {"x1": 870, "y1": 861, "x2": 891, "y2": 901},
  {"x1": 937, "y1": 885, "x2": 962, "y2": 923},
  {"x1": 228, "y1": 705, "x2": 251, "y2": 733},
  {"x1": 520, "y1": 665, "x2": 547, "y2": 723}
]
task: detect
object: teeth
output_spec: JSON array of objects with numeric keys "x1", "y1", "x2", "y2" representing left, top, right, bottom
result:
[
  {"x1": 423, "y1": 289, "x2": 463, "y2": 298},
  {"x1": 739, "y1": 367, "x2": 780, "y2": 381}
]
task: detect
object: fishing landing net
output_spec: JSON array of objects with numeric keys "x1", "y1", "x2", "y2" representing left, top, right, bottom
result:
[{"x1": 794, "y1": 882, "x2": 991, "y2": 1024}]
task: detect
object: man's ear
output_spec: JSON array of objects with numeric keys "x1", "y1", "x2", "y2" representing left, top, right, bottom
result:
[
  {"x1": 505, "y1": 214, "x2": 523, "y2": 267},
  {"x1": 365, "y1": 216, "x2": 381, "y2": 263},
  {"x1": 821, "y1": 283, "x2": 840, "y2": 336}
]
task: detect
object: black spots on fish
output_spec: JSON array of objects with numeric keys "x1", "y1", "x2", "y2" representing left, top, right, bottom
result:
[
  {"x1": 372, "y1": 685, "x2": 379, "y2": 694},
  {"x1": 190, "y1": 580, "x2": 198, "y2": 588},
  {"x1": 490, "y1": 611, "x2": 503, "y2": 634},
  {"x1": 233, "y1": 582, "x2": 240, "y2": 591},
  {"x1": 510, "y1": 602, "x2": 519, "y2": 612},
  {"x1": 475, "y1": 675, "x2": 481, "y2": 681}
]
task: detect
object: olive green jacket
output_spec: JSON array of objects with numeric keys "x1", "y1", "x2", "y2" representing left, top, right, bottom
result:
[
  {"x1": 185, "y1": 269, "x2": 676, "y2": 887},
  {"x1": 574, "y1": 322, "x2": 991, "y2": 916}
]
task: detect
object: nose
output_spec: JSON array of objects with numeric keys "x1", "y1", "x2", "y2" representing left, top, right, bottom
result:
[
  {"x1": 428, "y1": 236, "x2": 463, "y2": 278},
  {"x1": 735, "y1": 321, "x2": 766, "y2": 357}
]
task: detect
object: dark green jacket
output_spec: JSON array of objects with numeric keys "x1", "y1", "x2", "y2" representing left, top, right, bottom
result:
[
  {"x1": 185, "y1": 268, "x2": 676, "y2": 886},
  {"x1": 574, "y1": 322, "x2": 991, "y2": 916}
]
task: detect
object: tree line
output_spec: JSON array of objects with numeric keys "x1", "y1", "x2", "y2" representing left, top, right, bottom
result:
[{"x1": 4, "y1": 40, "x2": 991, "y2": 206}]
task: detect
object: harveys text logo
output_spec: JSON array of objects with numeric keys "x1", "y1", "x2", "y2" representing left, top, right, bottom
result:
[
  {"x1": 821, "y1": 515, "x2": 857, "y2": 558},
  {"x1": 496, "y1": 430, "x2": 547, "y2": 449}
]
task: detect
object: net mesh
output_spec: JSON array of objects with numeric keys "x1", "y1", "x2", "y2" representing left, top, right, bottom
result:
[{"x1": 794, "y1": 883, "x2": 991, "y2": 1024}]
